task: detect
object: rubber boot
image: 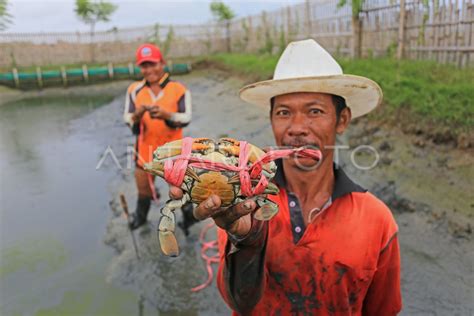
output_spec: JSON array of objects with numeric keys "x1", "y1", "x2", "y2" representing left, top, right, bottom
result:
[
  {"x1": 129, "y1": 196, "x2": 151, "y2": 230},
  {"x1": 178, "y1": 202, "x2": 199, "y2": 236}
]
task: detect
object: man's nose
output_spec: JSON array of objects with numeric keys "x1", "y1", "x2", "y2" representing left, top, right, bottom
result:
[{"x1": 288, "y1": 113, "x2": 310, "y2": 136}]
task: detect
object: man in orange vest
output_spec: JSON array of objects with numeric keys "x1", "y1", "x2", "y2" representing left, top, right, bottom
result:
[
  {"x1": 170, "y1": 39, "x2": 402, "y2": 315},
  {"x1": 123, "y1": 43, "x2": 192, "y2": 230}
]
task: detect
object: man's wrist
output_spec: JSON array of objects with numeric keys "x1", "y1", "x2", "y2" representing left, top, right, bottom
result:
[
  {"x1": 133, "y1": 108, "x2": 145, "y2": 121},
  {"x1": 227, "y1": 218, "x2": 265, "y2": 248},
  {"x1": 163, "y1": 111, "x2": 173, "y2": 120}
]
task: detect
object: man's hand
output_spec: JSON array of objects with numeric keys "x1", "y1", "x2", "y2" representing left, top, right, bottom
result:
[
  {"x1": 148, "y1": 106, "x2": 172, "y2": 120},
  {"x1": 132, "y1": 106, "x2": 148, "y2": 122},
  {"x1": 169, "y1": 186, "x2": 257, "y2": 237}
]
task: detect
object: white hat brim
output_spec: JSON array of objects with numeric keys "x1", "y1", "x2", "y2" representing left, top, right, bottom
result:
[{"x1": 239, "y1": 74, "x2": 383, "y2": 118}]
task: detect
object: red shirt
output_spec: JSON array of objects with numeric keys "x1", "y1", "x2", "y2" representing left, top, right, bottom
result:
[{"x1": 217, "y1": 164, "x2": 402, "y2": 315}]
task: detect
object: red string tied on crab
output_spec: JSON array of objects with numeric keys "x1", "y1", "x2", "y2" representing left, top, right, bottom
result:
[
  {"x1": 237, "y1": 141, "x2": 269, "y2": 197},
  {"x1": 163, "y1": 137, "x2": 194, "y2": 187},
  {"x1": 162, "y1": 137, "x2": 323, "y2": 197}
]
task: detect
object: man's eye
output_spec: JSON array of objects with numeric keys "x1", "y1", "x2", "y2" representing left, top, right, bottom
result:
[
  {"x1": 275, "y1": 110, "x2": 290, "y2": 116},
  {"x1": 309, "y1": 108, "x2": 322, "y2": 115}
]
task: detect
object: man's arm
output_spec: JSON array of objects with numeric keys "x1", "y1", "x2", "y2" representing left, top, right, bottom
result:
[
  {"x1": 123, "y1": 87, "x2": 146, "y2": 135},
  {"x1": 165, "y1": 90, "x2": 192, "y2": 128},
  {"x1": 362, "y1": 234, "x2": 402, "y2": 316},
  {"x1": 217, "y1": 219, "x2": 268, "y2": 314},
  {"x1": 168, "y1": 186, "x2": 263, "y2": 314}
]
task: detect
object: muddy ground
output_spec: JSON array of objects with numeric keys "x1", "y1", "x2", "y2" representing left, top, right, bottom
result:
[
  {"x1": 3, "y1": 69, "x2": 467, "y2": 315},
  {"x1": 95, "y1": 69, "x2": 473, "y2": 315}
]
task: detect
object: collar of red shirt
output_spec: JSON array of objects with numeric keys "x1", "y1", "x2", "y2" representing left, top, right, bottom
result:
[{"x1": 272, "y1": 159, "x2": 366, "y2": 200}]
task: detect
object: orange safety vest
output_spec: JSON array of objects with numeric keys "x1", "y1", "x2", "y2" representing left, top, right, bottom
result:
[{"x1": 124, "y1": 73, "x2": 190, "y2": 168}]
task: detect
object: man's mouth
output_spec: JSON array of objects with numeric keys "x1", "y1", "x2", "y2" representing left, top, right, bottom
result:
[{"x1": 282, "y1": 142, "x2": 320, "y2": 150}]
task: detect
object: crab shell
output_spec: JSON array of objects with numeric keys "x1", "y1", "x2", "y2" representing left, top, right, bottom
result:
[
  {"x1": 144, "y1": 138, "x2": 280, "y2": 256},
  {"x1": 144, "y1": 137, "x2": 279, "y2": 206}
]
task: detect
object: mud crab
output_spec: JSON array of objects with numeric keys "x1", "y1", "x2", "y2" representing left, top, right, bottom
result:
[{"x1": 143, "y1": 137, "x2": 280, "y2": 256}]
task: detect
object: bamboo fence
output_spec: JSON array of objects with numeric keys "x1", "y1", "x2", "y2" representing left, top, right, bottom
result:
[{"x1": 0, "y1": 0, "x2": 472, "y2": 68}]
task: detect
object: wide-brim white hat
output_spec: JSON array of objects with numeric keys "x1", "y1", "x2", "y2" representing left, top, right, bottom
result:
[{"x1": 239, "y1": 39, "x2": 383, "y2": 118}]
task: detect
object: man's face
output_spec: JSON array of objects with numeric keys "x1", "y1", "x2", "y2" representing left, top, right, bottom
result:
[
  {"x1": 139, "y1": 61, "x2": 164, "y2": 84},
  {"x1": 270, "y1": 92, "x2": 351, "y2": 170}
]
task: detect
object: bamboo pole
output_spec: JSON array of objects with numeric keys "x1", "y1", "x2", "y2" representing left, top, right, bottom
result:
[
  {"x1": 305, "y1": 0, "x2": 313, "y2": 37},
  {"x1": 108, "y1": 62, "x2": 114, "y2": 79},
  {"x1": 61, "y1": 66, "x2": 67, "y2": 87},
  {"x1": 128, "y1": 62, "x2": 135, "y2": 78},
  {"x1": 36, "y1": 66, "x2": 43, "y2": 88},
  {"x1": 397, "y1": 0, "x2": 407, "y2": 59},
  {"x1": 466, "y1": 0, "x2": 474, "y2": 67},
  {"x1": 12, "y1": 68, "x2": 19, "y2": 88},
  {"x1": 82, "y1": 64, "x2": 89, "y2": 83}
]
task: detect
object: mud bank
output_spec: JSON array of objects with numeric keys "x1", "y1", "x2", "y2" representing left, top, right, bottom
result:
[{"x1": 102, "y1": 70, "x2": 472, "y2": 315}]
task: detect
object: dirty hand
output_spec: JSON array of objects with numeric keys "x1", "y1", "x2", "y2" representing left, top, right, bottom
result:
[
  {"x1": 169, "y1": 186, "x2": 257, "y2": 237},
  {"x1": 148, "y1": 106, "x2": 171, "y2": 120},
  {"x1": 132, "y1": 106, "x2": 148, "y2": 122}
]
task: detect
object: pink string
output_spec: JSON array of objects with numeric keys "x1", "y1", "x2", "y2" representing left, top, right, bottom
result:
[
  {"x1": 147, "y1": 174, "x2": 160, "y2": 205},
  {"x1": 163, "y1": 137, "x2": 194, "y2": 187},
  {"x1": 191, "y1": 222, "x2": 220, "y2": 292}
]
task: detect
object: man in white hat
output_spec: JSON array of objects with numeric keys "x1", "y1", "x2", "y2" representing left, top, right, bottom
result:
[{"x1": 170, "y1": 39, "x2": 402, "y2": 315}]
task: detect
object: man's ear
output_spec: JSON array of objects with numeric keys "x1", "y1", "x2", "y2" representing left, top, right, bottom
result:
[{"x1": 336, "y1": 107, "x2": 351, "y2": 134}]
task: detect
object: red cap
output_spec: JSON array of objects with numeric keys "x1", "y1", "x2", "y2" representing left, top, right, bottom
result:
[{"x1": 135, "y1": 43, "x2": 165, "y2": 65}]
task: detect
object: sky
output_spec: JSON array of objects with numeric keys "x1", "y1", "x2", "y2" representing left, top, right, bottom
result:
[{"x1": 4, "y1": 0, "x2": 298, "y2": 33}]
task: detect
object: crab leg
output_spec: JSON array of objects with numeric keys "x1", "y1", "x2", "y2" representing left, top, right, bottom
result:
[
  {"x1": 157, "y1": 195, "x2": 189, "y2": 257},
  {"x1": 158, "y1": 205, "x2": 179, "y2": 257},
  {"x1": 263, "y1": 182, "x2": 279, "y2": 195},
  {"x1": 253, "y1": 196, "x2": 279, "y2": 221},
  {"x1": 143, "y1": 161, "x2": 164, "y2": 177},
  {"x1": 153, "y1": 138, "x2": 215, "y2": 160},
  {"x1": 219, "y1": 138, "x2": 273, "y2": 174}
]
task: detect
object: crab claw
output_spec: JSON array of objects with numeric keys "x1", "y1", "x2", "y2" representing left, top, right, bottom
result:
[
  {"x1": 153, "y1": 138, "x2": 216, "y2": 161},
  {"x1": 218, "y1": 138, "x2": 274, "y2": 175},
  {"x1": 154, "y1": 139, "x2": 184, "y2": 160},
  {"x1": 263, "y1": 182, "x2": 279, "y2": 195},
  {"x1": 253, "y1": 197, "x2": 279, "y2": 221},
  {"x1": 143, "y1": 161, "x2": 165, "y2": 177},
  {"x1": 158, "y1": 205, "x2": 179, "y2": 257}
]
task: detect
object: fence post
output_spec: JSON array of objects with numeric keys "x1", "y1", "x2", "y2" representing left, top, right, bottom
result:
[
  {"x1": 108, "y1": 62, "x2": 114, "y2": 79},
  {"x1": 226, "y1": 20, "x2": 232, "y2": 53},
  {"x1": 36, "y1": 66, "x2": 43, "y2": 89},
  {"x1": 287, "y1": 6, "x2": 293, "y2": 41},
  {"x1": 352, "y1": 14, "x2": 363, "y2": 58},
  {"x1": 397, "y1": 0, "x2": 407, "y2": 60},
  {"x1": 305, "y1": 0, "x2": 313, "y2": 37},
  {"x1": 12, "y1": 68, "x2": 19, "y2": 88},
  {"x1": 350, "y1": 0, "x2": 363, "y2": 59},
  {"x1": 82, "y1": 64, "x2": 89, "y2": 83},
  {"x1": 465, "y1": 0, "x2": 473, "y2": 66},
  {"x1": 61, "y1": 66, "x2": 68, "y2": 87},
  {"x1": 128, "y1": 62, "x2": 135, "y2": 78}
]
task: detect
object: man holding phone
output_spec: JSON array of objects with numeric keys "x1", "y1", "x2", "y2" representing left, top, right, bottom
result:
[{"x1": 123, "y1": 43, "x2": 192, "y2": 230}]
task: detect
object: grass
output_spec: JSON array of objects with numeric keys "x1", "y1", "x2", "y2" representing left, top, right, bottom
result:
[{"x1": 201, "y1": 53, "x2": 474, "y2": 131}]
